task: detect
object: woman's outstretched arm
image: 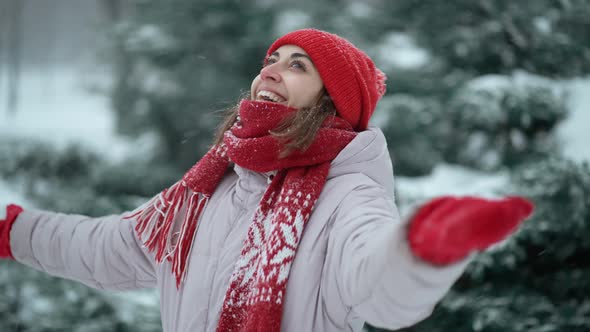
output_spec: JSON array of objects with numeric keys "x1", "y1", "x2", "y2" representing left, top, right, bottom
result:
[
  {"x1": 324, "y1": 184, "x2": 470, "y2": 330},
  {"x1": 3, "y1": 204, "x2": 158, "y2": 291},
  {"x1": 325, "y1": 182, "x2": 532, "y2": 330}
]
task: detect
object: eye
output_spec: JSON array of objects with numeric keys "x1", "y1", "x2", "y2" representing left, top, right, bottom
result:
[
  {"x1": 263, "y1": 57, "x2": 278, "y2": 67},
  {"x1": 290, "y1": 60, "x2": 307, "y2": 71}
]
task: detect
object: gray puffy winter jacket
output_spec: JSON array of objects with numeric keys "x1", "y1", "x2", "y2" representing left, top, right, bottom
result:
[{"x1": 10, "y1": 127, "x2": 469, "y2": 331}]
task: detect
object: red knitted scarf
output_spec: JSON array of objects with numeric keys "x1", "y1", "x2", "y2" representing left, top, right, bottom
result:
[{"x1": 124, "y1": 100, "x2": 356, "y2": 331}]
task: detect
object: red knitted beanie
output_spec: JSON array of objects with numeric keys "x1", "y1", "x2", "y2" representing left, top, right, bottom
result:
[{"x1": 267, "y1": 28, "x2": 387, "y2": 131}]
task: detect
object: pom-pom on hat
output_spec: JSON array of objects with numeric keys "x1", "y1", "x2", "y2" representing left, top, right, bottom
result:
[{"x1": 267, "y1": 28, "x2": 387, "y2": 131}]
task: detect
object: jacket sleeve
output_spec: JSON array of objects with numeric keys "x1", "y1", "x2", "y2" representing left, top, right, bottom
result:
[
  {"x1": 9, "y1": 208, "x2": 158, "y2": 291},
  {"x1": 324, "y1": 183, "x2": 471, "y2": 330}
]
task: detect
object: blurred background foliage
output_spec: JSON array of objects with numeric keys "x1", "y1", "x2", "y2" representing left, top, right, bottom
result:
[{"x1": 1, "y1": 0, "x2": 589, "y2": 331}]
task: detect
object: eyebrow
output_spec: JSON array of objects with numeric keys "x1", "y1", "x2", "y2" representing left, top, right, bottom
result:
[{"x1": 270, "y1": 51, "x2": 313, "y2": 63}]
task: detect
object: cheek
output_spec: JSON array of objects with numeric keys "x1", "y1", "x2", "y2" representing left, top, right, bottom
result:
[
  {"x1": 300, "y1": 79, "x2": 324, "y2": 104},
  {"x1": 250, "y1": 75, "x2": 261, "y2": 98}
]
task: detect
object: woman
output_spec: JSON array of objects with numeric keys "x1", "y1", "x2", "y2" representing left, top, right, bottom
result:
[{"x1": 0, "y1": 29, "x2": 533, "y2": 332}]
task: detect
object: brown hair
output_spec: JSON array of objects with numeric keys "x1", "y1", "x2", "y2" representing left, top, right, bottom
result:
[{"x1": 212, "y1": 90, "x2": 337, "y2": 158}]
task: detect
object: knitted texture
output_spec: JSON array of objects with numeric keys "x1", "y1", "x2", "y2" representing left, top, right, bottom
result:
[
  {"x1": 125, "y1": 100, "x2": 356, "y2": 332},
  {"x1": 0, "y1": 204, "x2": 24, "y2": 259},
  {"x1": 268, "y1": 28, "x2": 387, "y2": 131},
  {"x1": 407, "y1": 196, "x2": 534, "y2": 265}
]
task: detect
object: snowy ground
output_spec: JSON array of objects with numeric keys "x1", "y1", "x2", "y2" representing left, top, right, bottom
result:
[{"x1": 0, "y1": 69, "x2": 139, "y2": 161}]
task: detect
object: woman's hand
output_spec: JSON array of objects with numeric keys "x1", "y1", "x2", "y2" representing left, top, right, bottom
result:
[
  {"x1": 407, "y1": 196, "x2": 534, "y2": 265},
  {"x1": 0, "y1": 204, "x2": 23, "y2": 259}
]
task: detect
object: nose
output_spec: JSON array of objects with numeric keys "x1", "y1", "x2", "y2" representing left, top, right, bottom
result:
[{"x1": 260, "y1": 63, "x2": 282, "y2": 82}]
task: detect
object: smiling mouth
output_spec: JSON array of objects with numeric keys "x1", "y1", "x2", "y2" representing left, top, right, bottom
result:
[{"x1": 256, "y1": 90, "x2": 286, "y2": 104}]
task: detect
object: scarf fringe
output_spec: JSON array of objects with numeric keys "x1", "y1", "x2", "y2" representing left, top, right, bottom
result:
[{"x1": 124, "y1": 180, "x2": 209, "y2": 288}]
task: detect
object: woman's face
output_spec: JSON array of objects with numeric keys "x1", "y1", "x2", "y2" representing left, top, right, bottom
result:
[{"x1": 250, "y1": 45, "x2": 324, "y2": 109}]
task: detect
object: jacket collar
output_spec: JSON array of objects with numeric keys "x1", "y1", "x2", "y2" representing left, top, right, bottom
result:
[{"x1": 233, "y1": 164, "x2": 276, "y2": 207}]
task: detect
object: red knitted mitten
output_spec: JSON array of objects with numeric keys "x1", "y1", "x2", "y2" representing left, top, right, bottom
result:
[
  {"x1": 407, "y1": 196, "x2": 534, "y2": 265},
  {"x1": 0, "y1": 204, "x2": 24, "y2": 259}
]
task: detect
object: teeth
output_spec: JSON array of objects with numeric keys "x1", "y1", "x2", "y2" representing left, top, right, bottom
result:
[{"x1": 256, "y1": 90, "x2": 285, "y2": 103}]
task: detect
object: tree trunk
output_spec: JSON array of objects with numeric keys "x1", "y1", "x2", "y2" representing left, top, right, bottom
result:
[
  {"x1": 0, "y1": 0, "x2": 8, "y2": 110},
  {"x1": 7, "y1": 0, "x2": 24, "y2": 115},
  {"x1": 100, "y1": 0, "x2": 126, "y2": 23}
]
